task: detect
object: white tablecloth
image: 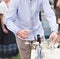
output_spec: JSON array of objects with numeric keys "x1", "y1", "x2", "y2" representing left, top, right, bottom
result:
[{"x1": 42, "y1": 49, "x2": 60, "y2": 59}]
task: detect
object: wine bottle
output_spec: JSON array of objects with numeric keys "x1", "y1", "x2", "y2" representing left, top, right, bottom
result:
[{"x1": 37, "y1": 35, "x2": 41, "y2": 44}]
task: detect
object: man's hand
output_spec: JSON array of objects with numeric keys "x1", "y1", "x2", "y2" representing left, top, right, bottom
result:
[
  {"x1": 49, "y1": 32, "x2": 57, "y2": 40},
  {"x1": 17, "y1": 30, "x2": 30, "y2": 39}
]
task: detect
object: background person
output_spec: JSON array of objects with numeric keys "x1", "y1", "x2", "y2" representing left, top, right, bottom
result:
[{"x1": 0, "y1": 0, "x2": 18, "y2": 59}]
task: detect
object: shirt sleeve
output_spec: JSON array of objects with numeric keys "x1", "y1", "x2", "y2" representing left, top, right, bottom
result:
[
  {"x1": 42, "y1": 0, "x2": 58, "y2": 33},
  {"x1": 6, "y1": 0, "x2": 20, "y2": 35},
  {"x1": 0, "y1": 4, "x2": 4, "y2": 15}
]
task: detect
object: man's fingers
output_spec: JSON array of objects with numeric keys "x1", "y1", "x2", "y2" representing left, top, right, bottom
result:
[
  {"x1": 24, "y1": 30, "x2": 30, "y2": 35},
  {"x1": 19, "y1": 33, "x2": 29, "y2": 39}
]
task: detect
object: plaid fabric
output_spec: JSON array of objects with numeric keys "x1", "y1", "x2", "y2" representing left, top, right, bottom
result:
[
  {"x1": 0, "y1": 25, "x2": 18, "y2": 58},
  {"x1": 0, "y1": 44, "x2": 18, "y2": 58}
]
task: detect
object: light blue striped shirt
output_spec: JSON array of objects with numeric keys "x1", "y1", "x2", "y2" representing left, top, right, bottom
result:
[{"x1": 6, "y1": 0, "x2": 58, "y2": 40}]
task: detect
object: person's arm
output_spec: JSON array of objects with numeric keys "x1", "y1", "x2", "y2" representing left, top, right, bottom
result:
[
  {"x1": 6, "y1": 0, "x2": 20, "y2": 35},
  {"x1": 41, "y1": 0, "x2": 58, "y2": 40},
  {"x1": 42, "y1": 0, "x2": 58, "y2": 33},
  {"x1": 1, "y1": 18, "x2": 8, "y2": 33},
  {"x1": 6, "y1": 0, "x2": 30, "y2": 39},
  {"x1": 0, "y1": 4, "x2": 8, "y2": 33},
  {"x1": 56, "y1": 0, "x2": 60, "y2": 8},
  {"x1": 1, "y1": 18, "x2": 4, "y2": 29}
]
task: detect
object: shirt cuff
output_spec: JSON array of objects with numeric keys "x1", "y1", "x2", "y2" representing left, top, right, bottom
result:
[{"x1": 14, "y1": 27, "x2": 20, "y2": 36}]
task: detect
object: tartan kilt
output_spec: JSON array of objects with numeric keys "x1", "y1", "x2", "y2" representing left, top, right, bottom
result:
[{"x1": 0, "y1": 25, "x2": 18, "y2": 58}]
